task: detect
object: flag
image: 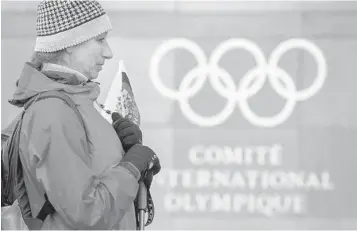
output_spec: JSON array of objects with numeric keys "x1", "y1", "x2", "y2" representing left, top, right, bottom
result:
[{"x1": 101, "y1": 60, "x2": 141, "y2": 125}]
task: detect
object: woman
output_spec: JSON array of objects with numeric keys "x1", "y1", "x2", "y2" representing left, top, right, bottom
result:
[{"x1": 6, "y1": 0, "x2": 160, "y2": 229}]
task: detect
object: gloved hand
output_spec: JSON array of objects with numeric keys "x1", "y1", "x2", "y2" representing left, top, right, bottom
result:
[
  {"x1": 120, "y1": 144, "x2": 161, "y2": 179},
  {"x1": 112, "y1": 113, "x2": 142, "y2": 152}
]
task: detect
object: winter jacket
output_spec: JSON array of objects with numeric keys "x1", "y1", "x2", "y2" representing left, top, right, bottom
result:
[{"x1": 8, "y1": 62, "x2": 139, "y2": 230}]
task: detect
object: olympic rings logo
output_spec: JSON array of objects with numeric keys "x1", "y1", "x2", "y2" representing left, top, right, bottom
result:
[{"x1": 149, "y1": 38, "x2": 327, "y2": 127}]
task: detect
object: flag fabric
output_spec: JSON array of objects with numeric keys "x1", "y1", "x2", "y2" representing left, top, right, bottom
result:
[
  {"x1": 115, "y1": 61, "x2": 141, "y2": 126},
  {"x1": 101, "y1": 60, "x2": 140, "y2": 125}
]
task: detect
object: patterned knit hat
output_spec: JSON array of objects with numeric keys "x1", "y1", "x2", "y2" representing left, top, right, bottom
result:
[{"x1": 35, "y1": 0, "x2": 112, "y2": 52}]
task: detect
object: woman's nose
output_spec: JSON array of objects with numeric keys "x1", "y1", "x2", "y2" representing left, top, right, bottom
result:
[{"x1": 103, "y1": 42, "x2": 113, "y2": 60}]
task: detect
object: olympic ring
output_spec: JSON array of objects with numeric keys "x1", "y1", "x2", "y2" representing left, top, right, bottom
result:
[{"x1": 149, "y1": 38, "x2": 327, "y2": 127}]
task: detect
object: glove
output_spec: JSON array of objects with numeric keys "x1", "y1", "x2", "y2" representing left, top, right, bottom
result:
[
  {"x1": 120, "y1": 144, "x2": 161, "y2": 178},
  {"x1": 112, "y1": 112, "x2": 142, "y2": 152}
]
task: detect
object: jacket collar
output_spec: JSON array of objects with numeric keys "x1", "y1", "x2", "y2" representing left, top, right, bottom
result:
[
  {"x1": 41, "y1": 63, "x2": 89, "y2": 85},
  {"x1": 10, "y1": 62, "x2": 100, "y2": 108}
]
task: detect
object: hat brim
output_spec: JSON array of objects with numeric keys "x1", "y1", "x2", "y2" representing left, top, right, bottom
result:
[{"x1": 35, "y1": 14, "x2": 113, "y2": 53}]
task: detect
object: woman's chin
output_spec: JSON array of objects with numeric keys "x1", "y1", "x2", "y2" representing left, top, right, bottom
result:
[{"x1": 89, "y1": 72, "x2": 100, "y2": 80}]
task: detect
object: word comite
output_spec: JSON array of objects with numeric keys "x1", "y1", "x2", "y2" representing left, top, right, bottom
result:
[{"x1": 188, "y1": 144, "x2": 283, "y2": 166}]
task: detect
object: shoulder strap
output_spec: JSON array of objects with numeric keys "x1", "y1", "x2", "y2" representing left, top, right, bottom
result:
[{"x1": 22, "y1": 91, "x2": 86, "y2": 228}]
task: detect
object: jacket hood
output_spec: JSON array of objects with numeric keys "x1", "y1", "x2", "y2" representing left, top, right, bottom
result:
[{"x1": 10, "y1": 62, "x2": 100, "y2": 107}]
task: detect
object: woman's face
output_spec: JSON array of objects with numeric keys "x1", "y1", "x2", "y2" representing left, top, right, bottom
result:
[{"x1": 66, "y1": 32, "x2": 113, "y2": 80}]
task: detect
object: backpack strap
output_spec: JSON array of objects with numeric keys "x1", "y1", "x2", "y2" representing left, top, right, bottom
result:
[{"x1": 21, "y1": 91, "x2": 86, "y2": 227}]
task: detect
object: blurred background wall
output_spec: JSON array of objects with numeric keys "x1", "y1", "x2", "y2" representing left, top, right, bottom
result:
[{"x1": 2, "y1": 1, "x2": 357, "y2": 229}]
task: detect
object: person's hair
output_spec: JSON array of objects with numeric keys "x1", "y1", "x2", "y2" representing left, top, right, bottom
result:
[{"x1": 29, "y1": 50, "x2": 66, "y2": 70}]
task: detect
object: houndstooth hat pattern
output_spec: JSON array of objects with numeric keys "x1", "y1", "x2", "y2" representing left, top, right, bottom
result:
[{"x1": 35, "y1": 0, "x2": 112, "y2": 52}]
